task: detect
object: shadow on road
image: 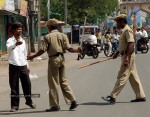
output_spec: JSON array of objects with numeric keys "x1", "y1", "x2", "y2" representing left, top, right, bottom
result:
[
  {"x1": 80, "y1": 101, "x2": 131, "y2": 106},
  {"x1": 0, "y1": 108, "x2": 73, "y2": 115}
]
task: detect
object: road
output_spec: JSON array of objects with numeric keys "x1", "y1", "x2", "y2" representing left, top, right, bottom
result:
[{"x1": 0, "y1": 50, "x2": 150, "y2": 117}]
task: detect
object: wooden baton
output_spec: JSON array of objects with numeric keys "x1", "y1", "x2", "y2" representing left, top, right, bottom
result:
[{"x1": 78, "y1": 57, "x2": 113, "y2": 69}]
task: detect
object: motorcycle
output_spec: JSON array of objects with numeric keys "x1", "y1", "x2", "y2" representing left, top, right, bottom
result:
[
  {"x1": 78, "y1": 41, "x2": 100, "y2": 59},
  {"x1": 104, "y1": 39, "x2": 119, "y2": 57},
  {"x1": 136, "y1": 38, "x2": 149, "y2": 53}
]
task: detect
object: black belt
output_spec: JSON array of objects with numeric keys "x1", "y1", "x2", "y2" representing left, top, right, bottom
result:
[{"x1": 49, "y1": 52, "x2": 63, "y2": 57}]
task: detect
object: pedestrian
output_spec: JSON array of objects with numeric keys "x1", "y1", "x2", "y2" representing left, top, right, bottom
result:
[
  {"x1": 102, "y1": 14, "x2": 146, "y2": 104},
  {"x1": 105, "y1": 30, "x2": 112, "y2": 56},
  {"x1": 96, "y1": 29, "x2": 102, "y2": 44},
  {"x1": 27, "y1": 18, "x2": 81, "y2": 112},
  {"x1": 6, "y1": 22, "x2": 36, "y2": 112}
]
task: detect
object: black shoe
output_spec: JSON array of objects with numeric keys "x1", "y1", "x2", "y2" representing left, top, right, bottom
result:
[
  {"x1": 10, "y1": 107, "x2": 18, "y2": 112},
  {"x1": 46, "y1": 106, "x2": 60, "y2": 112},
  {"x1": 131, "y1": 97, "x2": 146, "y2": 102},
  {"x1": 25, "y1": 103, "x2": 36, "y2": 109},
  {"x1": 101, "y1": 96, "x2": 116, "y2": 104},
  {"x1": 69, "y1": 101, "x2": 78, "y2": 110}
]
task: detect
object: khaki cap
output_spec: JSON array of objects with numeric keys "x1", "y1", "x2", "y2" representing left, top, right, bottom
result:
[
  {"x1": 114, "y1": 14, "x2": 127, "y2": 21},
  {"x1": 47, "y1": 18, "x2": 59, "y2": 26}
]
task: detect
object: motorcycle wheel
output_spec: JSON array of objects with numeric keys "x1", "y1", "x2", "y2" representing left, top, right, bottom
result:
[
  {"x1": 104, "y1": 47, "x2": 111, "y2": 57},
  {"x1": 80, "y1": 53, "x2": 85, "y2": 59},
  {"x1": 141, "y1": 45, "x2": 149, "y2": 53},
  {"x1": 92, "y1": 48, "x2": 99, "y2": 59}
]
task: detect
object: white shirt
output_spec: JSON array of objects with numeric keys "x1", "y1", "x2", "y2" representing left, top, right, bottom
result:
[
  {"x1": 86, "y1": 35, "x2": 97, "y2": 44},
  {"x1": 112, "y1": 34, "x2": 120, "y2": 41},
  {"x1": 6, "y1": 36, "x2": 28, "y2": 66},
  {"x1": 135, "y1": 31, "x2": 142, "y2": 40},
  {"x1": 142, "y1": 30, "x2": 148, "y2": 38}
]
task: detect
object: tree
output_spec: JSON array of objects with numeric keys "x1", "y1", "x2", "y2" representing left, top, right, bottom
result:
[{"x1": 40, "y1": 0, "x2": 118, "y2": 25}]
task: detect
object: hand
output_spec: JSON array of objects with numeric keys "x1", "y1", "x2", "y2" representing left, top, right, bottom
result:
[
  {"x1": 27, "y1": 68, "x2": 30, "y2": 73},
  {"x1": 124, "y1": 57, "x2": 130, "y2": 67},
  {"x1": 112, "y1": 53, "x2": 118, "y2": 59},
  {"x1": 77, "y1": 47, "x2": 82, "y2": 53},
  {"x1": 27, "y1": 55, "x2": 34, "y2": 60},
  {"x1": 16, "y1": 41, "x2": 22, "y2": 46}
]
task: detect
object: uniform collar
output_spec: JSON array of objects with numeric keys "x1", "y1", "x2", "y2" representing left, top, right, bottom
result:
[
  {"x1": 122, "y1": 25, "x2": 129, "y2": 32},
  {"x1": 51, "y1": 29, "x2": 59, "y2": 33}
]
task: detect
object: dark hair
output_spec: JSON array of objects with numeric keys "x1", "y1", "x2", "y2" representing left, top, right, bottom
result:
[
  {"x1": 12, "y1": 22, "x2": 23, "y2": 31},
  {"x1": 117, "y1": 18, "x2": 127, "y2": 24},
  {"x1": 49, "y1": 25, "x2": 58, "y2": 30},
  {"x1": 91, "y1": 31, "x2": 94, "y2": 35}
]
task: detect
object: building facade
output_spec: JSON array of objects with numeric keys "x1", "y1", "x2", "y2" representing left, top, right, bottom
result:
[{"x1": 0, "y1": 0, "x2": 27, "y2": 55}]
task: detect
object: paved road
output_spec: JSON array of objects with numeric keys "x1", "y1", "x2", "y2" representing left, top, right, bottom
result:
[{"x1": 0, "y1": 50, "x2": 150, "y2": 117}]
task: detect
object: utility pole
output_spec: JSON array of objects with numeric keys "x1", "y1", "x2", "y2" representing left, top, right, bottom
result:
[
  {"x1": 47, "y1": 0, "x2": 50, "y2": 20},
  {"x1": 37, "y1": 0, "x2": 41, "y2": 50},
  {"x1": 28, "y1": 0, "x2": 35, "y2": 52},
  {"x1": 64, "y1": 0, "x2": 67, "y2": 24}
]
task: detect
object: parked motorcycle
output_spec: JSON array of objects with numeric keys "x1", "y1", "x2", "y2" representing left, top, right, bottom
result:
[
  {"x1": 136, "y1": 38, "x2": 149, "y2": 53},
  {"x1": 78, "y1": 41, "x2": 100, "y2": 59},
  {"x1": 104, "y1": 39, "x2": 119, "y2": 57}
]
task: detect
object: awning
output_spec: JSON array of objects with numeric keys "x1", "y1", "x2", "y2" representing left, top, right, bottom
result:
[{"x1": 0, "y1": 9, "x2": 20, "y2": 16}]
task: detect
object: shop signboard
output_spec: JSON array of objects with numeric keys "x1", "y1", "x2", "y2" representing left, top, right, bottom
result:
[
  {"x1": 0, "y1": 0, "x2": 5, "y2": 9},
  {"x1": 5, "y1": 0, "x2": 15, "y2": 11},
  {"x1": 20, "y1": 0, "x2": 27, "y2": 16}
]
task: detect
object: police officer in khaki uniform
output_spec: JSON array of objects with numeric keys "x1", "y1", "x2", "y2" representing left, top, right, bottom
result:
[
  {"x1": 102, "y1": 14, "x2": 146, "y2": 103},
  {"x1": 27, "y1": 18, "x2": 81, "y2": 111}
]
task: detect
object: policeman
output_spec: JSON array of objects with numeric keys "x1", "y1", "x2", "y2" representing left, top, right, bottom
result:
[
  {"x1": 27, "y1": 18, "x2": 81, "y2": 111},
  {"x1": 102, "y1": 14, "x2": 146, "y2": 103}
]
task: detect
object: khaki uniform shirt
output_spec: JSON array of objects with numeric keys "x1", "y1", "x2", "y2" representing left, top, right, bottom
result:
[
  {"x1": 118, "y1": 25, "x2": 134, "y2": 52},
  {"x1": 40, "y1": 30, "x2": 71, "y2": 56}
]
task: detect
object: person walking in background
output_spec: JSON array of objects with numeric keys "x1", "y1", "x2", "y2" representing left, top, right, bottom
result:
[
  {"x1": 102, "y1": 14, "x2": 146, "y2": 104},
  {"x1": 96, "y1": 29, "x2": 102, "y2": 44},
  {"x1": 27, "y1": 18, "x2": 81, "y2": 112},
  {"x1": 105, "y1": 30, "x2": 112, "y2": 56},
  {"x1": 6, "y1": 22, "x2": 36, "y2": 112}
]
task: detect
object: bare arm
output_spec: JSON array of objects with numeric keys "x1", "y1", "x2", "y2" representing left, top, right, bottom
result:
[
  {"x1": 27, "y1": 49, "x2": 45, "y2": 60},
  {"x1": 67, "y1": 47, "x2": 82, "y2": 53},
  {"x1": 124, "y1": 42, "x2": 134, "y2": 67}
]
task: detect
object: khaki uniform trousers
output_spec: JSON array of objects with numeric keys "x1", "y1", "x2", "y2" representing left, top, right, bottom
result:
[
  {"x1": 48, "y1": 55, "x2": 75, "y2": 107},
  {"x1": 110, "y1": 53, "x2": 145, "y2": 99}
]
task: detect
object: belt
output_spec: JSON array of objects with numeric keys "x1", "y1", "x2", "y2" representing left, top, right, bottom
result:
[{"x1": 49, "y1": 52, "x2": 63, "y2": 57}]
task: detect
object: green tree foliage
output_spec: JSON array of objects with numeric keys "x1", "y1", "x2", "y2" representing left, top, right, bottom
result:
[{"x1": 40, "y1": 0, "x2": 118, "y2": 25}]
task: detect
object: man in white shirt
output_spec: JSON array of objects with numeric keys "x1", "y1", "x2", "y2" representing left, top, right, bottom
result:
[
  {"x1": 137, "y1": 27, "x2": 148, "y2": 48},
  {"x1": 141, "y1": 27, "x2": 148, "y2": 39},
  {"x1": 135, "y1": 28, "x2": 142, "y2": 53},
  {"x1": 6, "y1": 22, "x2": 36, "y2": 112},
  {"x1": 86, "y1": 31, "x2": 97, "y2": 45}
]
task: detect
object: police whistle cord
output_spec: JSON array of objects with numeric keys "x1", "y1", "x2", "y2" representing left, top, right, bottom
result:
[{"x1": 78, "y1": 57, "x2": 113, "y2": 69}]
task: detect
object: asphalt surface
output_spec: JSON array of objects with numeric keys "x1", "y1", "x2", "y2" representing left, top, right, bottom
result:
[{"x1": 0, "y1": 47, "x2": 150, "y2": 117}]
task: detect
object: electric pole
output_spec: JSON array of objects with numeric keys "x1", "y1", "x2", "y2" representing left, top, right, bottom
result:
[
  {"x1": 64, "y1": 0, "x2": 67, "y2": 24},
  {"x1": 47, "y1": 0, "x2": 50, "y2": 20}
]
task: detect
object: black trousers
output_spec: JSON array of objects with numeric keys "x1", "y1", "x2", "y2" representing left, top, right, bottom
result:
[{"x1": 9, "y1": 64, "x2": 33, "y2": 108}]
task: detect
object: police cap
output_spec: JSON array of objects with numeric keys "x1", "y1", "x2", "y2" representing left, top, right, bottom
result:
[
  {"x1": 47, "y1": 18, "x2": 59, "y2": 26},
  {"x1": 114, "y1": 14, "x2": 127, "y2": 21}
]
